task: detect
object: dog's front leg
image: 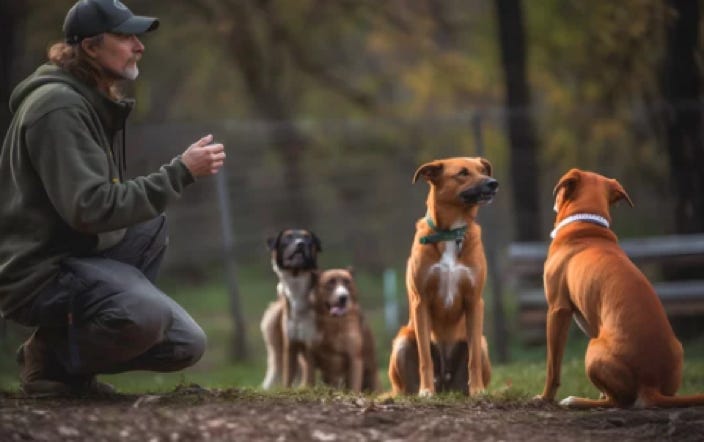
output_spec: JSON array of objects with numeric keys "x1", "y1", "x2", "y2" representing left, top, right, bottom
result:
[
  {"x1": 300, "y1": 347, "x2": 316, "y2": 388},
  {"x1": 465, "y1": 297, "x2": 486, "y2": 395},
  {"x1": 537, "y1": 302, "x2": 572, "y2": 402},
  {"x1": 411, "y1": 297, "x2": 435, "y2": 396},
  {"x1": 348, "y1": 353, "x2": 364, "y2": 393},
  {"x1": 283, "y1": 341, "x2": 298, "y2": 388}
]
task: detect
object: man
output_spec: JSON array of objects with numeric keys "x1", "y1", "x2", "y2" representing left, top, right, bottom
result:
[{"x1": 0, "y1": 0, "x2": 226, "y2": 396}]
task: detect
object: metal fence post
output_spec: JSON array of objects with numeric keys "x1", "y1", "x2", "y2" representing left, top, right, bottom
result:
[{"x1": 215, "y1": 166, "x2": 249, "y2": 361}]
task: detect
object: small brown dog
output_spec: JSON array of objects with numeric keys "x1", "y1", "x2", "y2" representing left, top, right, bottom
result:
[
  {"x1": 536, "y1": 169, "x2": 704, "y2": 408},
  {"x1": 313, "y1": 268, "x2": 379, "y2": 393},
  {"x1": 388, "y1": 157, "x2": 494, "y2": 396},
  {"x1": 260, "y1": 229, "x2": 321, "y2": 389}
]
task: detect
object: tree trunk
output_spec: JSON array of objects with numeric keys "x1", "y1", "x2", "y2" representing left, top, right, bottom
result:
[
  {"x1": 495, "y1": 0, "x2": 541, "y2": 241},
  {"x1": 661, "y1": 0, "x2": 704, "y2": 234},
  {"x1": 225, "y1": 0, "x2": 312, "y2": 228}
]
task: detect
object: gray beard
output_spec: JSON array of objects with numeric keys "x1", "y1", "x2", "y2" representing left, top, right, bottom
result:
[{"x1": 122, "y1": 65, "x2": 139, "y2": 81}]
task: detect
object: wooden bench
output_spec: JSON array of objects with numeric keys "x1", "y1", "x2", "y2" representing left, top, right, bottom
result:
[{"x1": 508, "y1": 234, "x2": 704, "y2": 344}]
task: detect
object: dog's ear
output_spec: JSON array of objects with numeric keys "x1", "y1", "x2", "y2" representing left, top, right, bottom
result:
[
  {"x1": 345, "y1": 265, "x2": 355, "y2": 275},
  {"x1": 413, "y1": 161, "x2": 443, "y2": 184},
  {"x1": 609, "y1": 179, "x2": 634, "y2": 207},
  {"x1": 479, "y1": 158, "x2": 493, "y2": 177},
  {"x1": 311, "y1": 269, "x2": 321, "y2": 286},
  {"x1": 553, "y1": 169, "x2": 581, "y2": 211},
  {"x1": 266, "y1": 232, "x2": 281, "y2": 251},
  {"x1": 311, "y1": 232, "x2": 322, "y2": 252}
]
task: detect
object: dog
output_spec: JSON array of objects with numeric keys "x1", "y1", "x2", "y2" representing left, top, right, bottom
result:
[
  {"x1": 536, "y1": 169, "x2": 704, "y2": 408},
  {"x1": 312, "y1": 268, "x2": 380, "y2": 393},
  {"x1": 388, "y1": 157, "x2": 495, "y2": 397},
  {"x1": 260, "y1": 229, "x2": 322, "y2": 389}
]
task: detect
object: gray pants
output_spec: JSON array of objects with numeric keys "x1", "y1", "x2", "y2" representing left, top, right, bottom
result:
[{"x1": 11, "y1": 215, "x2": 206, "y2": 375}]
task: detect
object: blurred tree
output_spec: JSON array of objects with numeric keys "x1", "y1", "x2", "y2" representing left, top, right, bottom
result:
[
  {"x1": 495, "y1": 0, "x2": 540, "y2": 241},
  {"x1": 178, "y1": 0, "x2": 377, "y2": 229},
  {"x1": 660, "y1": 0, "x2": 704, "y2": 234}
]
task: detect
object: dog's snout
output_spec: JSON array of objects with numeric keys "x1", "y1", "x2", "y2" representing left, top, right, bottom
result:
[
  {"x1": 485, "y1": 179, "x2": 499, "y2": 191},
  {"x1": 337, "y1": 295, "x2": 348, "y2": 307}
]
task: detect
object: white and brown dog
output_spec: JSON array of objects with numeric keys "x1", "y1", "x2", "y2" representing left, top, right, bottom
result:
[
  {"x1": 313, "y1": 268, "x2": 380, "y2": 393},
  {"x1": 260, "y1": 229, "x2": 322, "y2": 389}
]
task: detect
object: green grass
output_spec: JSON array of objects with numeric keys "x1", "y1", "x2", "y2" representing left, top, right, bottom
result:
[{"x1": 2, "y1": 266, "x2": 704, "y2": 401}]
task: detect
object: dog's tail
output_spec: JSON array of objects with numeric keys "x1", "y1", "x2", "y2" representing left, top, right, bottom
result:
[{"x1": 640, "y1": 388, "x2": 704, "y2": 408}]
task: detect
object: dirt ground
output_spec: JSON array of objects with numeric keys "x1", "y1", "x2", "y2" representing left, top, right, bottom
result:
[{"x1": 2, "y1": 386, "x2": 704, "y2": 442}]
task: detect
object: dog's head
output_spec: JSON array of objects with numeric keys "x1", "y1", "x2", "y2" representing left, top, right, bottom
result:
[
  {"x1": 314, "y1": 267, "x2": 357, "y2": 317},
  {"x1": 413, "y1": 157, "x2": 498, "y2": 207},
  {"x1": 552, "y1": 168, "x2": 634, "y2": 221},
  {"x1": 267, "y1": 229, "x2": 322, "y2": 273}
]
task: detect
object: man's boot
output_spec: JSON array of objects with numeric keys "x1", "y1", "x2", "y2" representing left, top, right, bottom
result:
[{"x1": 17, "y1": 330, "x2": 115, "y2": 397}]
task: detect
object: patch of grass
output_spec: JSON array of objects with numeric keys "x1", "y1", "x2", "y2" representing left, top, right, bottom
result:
[{"x1": 2, "y1": 264, "x2": 704, "y2": 404}]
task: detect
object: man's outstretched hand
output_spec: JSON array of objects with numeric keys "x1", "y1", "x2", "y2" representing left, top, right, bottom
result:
[{"x1": 181, "y1": 134, "x2": 226, "y2": 178}]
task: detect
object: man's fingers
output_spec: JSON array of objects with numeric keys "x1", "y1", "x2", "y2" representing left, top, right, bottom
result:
[
  {"x1": 196, "y1": 134, "x2": 214, "y2": 147},
  {"x1": 203, "y1": 143, "x2": 224, "y2": 152}
]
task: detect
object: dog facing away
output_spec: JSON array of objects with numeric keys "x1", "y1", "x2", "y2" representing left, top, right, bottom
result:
[
  {"x1": 536, "y1": 169, "x2": 704, "y2": 408},
  {"x1": 260, "y1": 229, "x2": 322, "y2": 390},
  {"x1": 388, "y1": 157, "x2": 495, "y2": 397},
  {"x1": 312, "y1": 268, "x2": 380, "y2": 393}
]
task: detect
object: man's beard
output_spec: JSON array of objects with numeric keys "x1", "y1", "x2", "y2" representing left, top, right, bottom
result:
[
  {"x1": 104, "y1": 62, "x2": 139, "y2": 81},
  {"x1": 122, "y1": 65, "x2": 139, "y2": 81}
]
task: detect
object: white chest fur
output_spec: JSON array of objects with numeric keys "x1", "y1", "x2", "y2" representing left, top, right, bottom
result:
[
  {"x1": 427, "y1": 240, "x2": 476, "y2": 307},
  {"x1": 275, "y1": 269, "x2": 316, "y2": 343}
]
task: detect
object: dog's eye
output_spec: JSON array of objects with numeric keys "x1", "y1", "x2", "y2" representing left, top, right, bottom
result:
[{"x1": 457, "y1": 168, "x2": 470, "y2": 177}]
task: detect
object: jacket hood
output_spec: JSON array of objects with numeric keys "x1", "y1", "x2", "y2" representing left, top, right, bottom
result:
[{"x1": 9, "y1": 64, "x2": 133, "y2": 133}]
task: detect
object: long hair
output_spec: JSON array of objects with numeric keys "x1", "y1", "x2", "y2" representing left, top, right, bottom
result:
[{"x1": 47, "y1": 36, "x2": 123, "y2": 100}]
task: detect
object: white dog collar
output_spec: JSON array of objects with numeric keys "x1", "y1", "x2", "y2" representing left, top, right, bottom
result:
[{"x1": 550, "y1": 213, "x2": 609, "y2": 239}]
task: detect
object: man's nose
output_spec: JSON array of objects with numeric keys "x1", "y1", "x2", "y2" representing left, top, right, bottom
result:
[{"x1": 131, "y1": 35, "x2": 145, "y2": 53}]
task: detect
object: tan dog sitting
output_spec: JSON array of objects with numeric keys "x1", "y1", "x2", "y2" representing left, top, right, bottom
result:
[
  {"x1": 388, "y1": 157, "x2": 494, "y2": 396},
  {"x1": 536, "y1": 169, "x2": 704, "y2": 408},
  {"x1": 312, "y1": 268, "x2": 380, "y2": 393}
]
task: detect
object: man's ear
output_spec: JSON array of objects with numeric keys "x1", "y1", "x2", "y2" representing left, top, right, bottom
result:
[
  {"x1": 80, "y1": 36, "x2": 101, "y2": 58},
  {"x1": 412, "y1": 161, "x2": 443, "y2": 184},
  {"x1": 609, "y1": 179, "x2": 634, "y2": 207},
  {"x1": 479, "y1": 158, "x2": 493, "y2": 177},
  {"x1": 553, "y1": 169, "x2": 581, "y2": 211}
]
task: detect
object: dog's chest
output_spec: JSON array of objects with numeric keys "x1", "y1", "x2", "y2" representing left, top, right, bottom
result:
[
  {"x1": 425, "y1": 241, "x2": 475, "y2": 308},
  {"x1": 278, "y1": 276, "x2": 316, "y2": 343}
]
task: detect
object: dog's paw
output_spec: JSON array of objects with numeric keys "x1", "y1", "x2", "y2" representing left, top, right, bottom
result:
[
  {"x1": 418, "y1": 388, "x2": 434, "y2": 398},
  {"x1": 469, "y1": 387, "x2": 487, "y2": 396},
  {"x1": 530, "y1": 395, "x2": 553, "y2": 406},
  {"x1": 559, "y1": 396, "x2": 577, "y2": 407}
]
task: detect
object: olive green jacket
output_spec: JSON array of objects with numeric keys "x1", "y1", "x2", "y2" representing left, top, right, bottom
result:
[{"x1": 0, "y1": 64, "x2": 194, "y2": 317}]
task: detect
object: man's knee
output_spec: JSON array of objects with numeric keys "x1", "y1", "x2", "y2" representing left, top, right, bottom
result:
[
  {"x1": 178, "y1": 324, "x2": 207, "y2": 368},
  {"x1": 97, "y1": 291, "x2": 172, "y2": 352}
]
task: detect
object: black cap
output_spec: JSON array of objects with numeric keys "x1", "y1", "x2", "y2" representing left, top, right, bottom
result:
[{"x1": 63, "y1": 0, "x2": 159, "y2": 44}]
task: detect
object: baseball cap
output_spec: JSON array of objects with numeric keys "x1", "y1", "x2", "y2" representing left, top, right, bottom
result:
[{"x1": 63, "y1": 0, "x2": 159, "y2": 44}]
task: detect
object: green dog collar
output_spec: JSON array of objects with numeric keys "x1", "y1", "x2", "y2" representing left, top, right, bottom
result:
[{"x1": 419, "y1": 215, "x2": 467, "y2": 245}]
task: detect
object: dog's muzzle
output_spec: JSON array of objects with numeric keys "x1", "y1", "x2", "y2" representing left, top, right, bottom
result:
[
  {"x1": 460, "y1": 178, "x2": 499, "y2": 205},
  {"x1": 328, "y1": 295, "x2": 348, "y2": 316},
  {"x1": 281, "y1": 239, "x2": 316, "y2": 269}
]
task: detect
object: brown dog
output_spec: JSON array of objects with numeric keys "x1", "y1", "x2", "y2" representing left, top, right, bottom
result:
[
  {"x1": 536, "y1": 169, "x2": 704, "y2": 408},
  {"x1": 388, "y1": 157, "x2": 494, "y2": 396},
  {"x1": 312, "y1": 268, "x2": 380, "y2": 393},
  {"x1": 260, "y1": 229, "x2": 322, "y2": 390}
]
